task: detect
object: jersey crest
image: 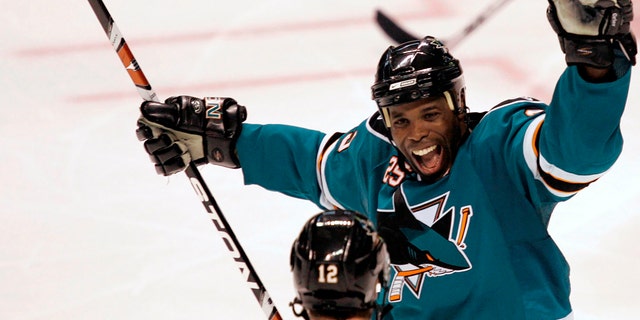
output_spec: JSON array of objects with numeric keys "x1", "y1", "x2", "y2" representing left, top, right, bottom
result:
[{"x1": 378, "y1": 190, "x2": 473, "y2": 303}]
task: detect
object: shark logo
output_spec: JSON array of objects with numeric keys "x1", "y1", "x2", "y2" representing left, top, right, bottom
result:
[{"x1": 378, "y1": 191, "x2": 473, "y2": 302}]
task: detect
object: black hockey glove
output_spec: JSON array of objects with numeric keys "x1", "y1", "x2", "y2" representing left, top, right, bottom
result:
[
  {"x1": 136, "y1": 96, "x2": 247, "y2": 176},
  {"x1": 547, "y1": 0, "x2": 637, "y2": 68}
]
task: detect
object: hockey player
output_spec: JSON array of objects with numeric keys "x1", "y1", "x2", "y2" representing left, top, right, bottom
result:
[
  {"x1": 135, "y1": 1, "x2": 636, "y2": 319},
  {"x1": 289, "y1": 209, "x2": 390, "y2": 320}
]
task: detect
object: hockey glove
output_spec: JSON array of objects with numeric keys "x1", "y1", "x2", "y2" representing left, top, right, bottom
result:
[
  {"x1": 136, "y1": 96, "x2": 247, "y2": 176},
  {"x1": 547, "y1": 0, "x2": 637, "y2": 68}
]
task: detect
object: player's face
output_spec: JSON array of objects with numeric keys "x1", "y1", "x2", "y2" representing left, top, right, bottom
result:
[{"x1": 387, "y1": 97, "x2": 467, "y2": 182}]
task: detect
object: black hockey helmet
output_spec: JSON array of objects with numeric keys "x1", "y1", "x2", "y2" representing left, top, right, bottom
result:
[
  {"x1": 290, "y1": 210, "x2": 389, "y2": 317},
  {"x1": 371, "y1": 36, "x2": 466, "y2": 127}
]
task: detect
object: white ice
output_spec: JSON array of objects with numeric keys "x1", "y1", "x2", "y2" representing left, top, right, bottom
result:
[{"x1": 1, "y1": 0, "x2": 638, "y2": 319}]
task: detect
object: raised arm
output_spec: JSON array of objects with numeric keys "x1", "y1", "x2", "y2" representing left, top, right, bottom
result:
[{"x1": 515, "y1": 0, "x2": 636, "y2": 205}]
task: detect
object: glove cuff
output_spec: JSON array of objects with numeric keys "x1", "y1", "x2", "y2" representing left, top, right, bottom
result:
[
  {"x1": 206, "y1": 137, "x2": 241, "y2": 168},
  {"x1": 558, "y1": 36, "x2": 615, "y2": 68},
  {"x1": 203, "y1": 97, "x2": 245, "y2": 168}
]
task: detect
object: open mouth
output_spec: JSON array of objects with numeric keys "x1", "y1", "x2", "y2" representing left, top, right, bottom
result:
[{"x1": 411, "y1": 145, "x2": 443, "y2": 175}]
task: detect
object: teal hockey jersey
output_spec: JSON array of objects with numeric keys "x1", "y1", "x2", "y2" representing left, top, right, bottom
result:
[{"x1": 236, "y1": 66, "x2": 631, "y2": 319}]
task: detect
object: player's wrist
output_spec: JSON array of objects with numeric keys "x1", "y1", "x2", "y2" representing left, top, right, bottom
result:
[{"x1": 577, "y1": 65, "x2": 616, "y2": 83}]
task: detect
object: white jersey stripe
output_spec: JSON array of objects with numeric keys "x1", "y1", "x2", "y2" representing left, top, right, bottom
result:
[
  {"x1": 522, "y1": 114, "x2": 603, "y2": 198},
  {"x1": 538, "y1": 153, "x2": 606, "y2": 184},
  {"x1": 316, "y1": 134, "x2": 345, "y2": 210}
]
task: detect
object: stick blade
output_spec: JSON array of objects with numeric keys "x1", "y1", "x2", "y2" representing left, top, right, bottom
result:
[{"x1": 375, "y1": 10, "x2": 420, "y2": 44}]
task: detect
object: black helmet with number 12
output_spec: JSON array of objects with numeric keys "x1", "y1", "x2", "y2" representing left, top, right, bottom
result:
[
  {"x1": 371, "y1": 36, "x2": 466, "y2": 128},
  {"x1": 290, "y1": 210, "x2": 390, "y2": 320}
]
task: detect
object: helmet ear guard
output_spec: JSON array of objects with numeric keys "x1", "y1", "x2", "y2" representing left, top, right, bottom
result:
[{"x1": 371, "y1": 36, "x2": 467, "y2": 127}]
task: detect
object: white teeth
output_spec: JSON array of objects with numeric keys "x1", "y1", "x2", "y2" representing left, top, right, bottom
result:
[{"x1": 412, "y1": 145, "x2": 437, "y2": 156}]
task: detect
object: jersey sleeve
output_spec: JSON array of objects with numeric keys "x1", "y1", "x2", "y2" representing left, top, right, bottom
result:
[
  {"x1": 527, "y1": 65, "x2": 631, "y2": 200},
  {"x1": 470, "y1": 65, "x2": 631, "y2": 224},
  {"x1": 236, "y1": 123, "x2": 327, "y2": 208},
  {"x1": 235, "y1": 114, "x2": 395, "y2": 215}
]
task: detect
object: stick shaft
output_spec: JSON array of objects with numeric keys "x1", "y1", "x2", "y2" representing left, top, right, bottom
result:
[
  {"x1": 446, "y1": 0, "x2": 514, "y2": 48},
  {"x1": 376, "y1": 0, "x2": 515, "y2": 48},
  {"x1": 87, "y1": 1, "x2": 282, "y2": 318}
]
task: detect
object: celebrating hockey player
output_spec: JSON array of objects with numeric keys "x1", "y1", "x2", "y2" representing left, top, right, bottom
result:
[
  {"x1": 135, "y1": 1, "x2": 636, "y2": 319},
  {"x1": 289, "y1": 210, "x2": 390, "y2": 320}
]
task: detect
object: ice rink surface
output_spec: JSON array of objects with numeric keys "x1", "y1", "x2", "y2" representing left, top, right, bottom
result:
[{"x1": 1, "y1": 0, "x2": 638, "y2": 319}]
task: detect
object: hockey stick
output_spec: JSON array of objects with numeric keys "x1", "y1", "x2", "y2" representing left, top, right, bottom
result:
[
  {"x1": 86, "y1": 1, "x2": 282, "y2": 319},
  {"x1": 375, "y1": 9, "x2": 420, "y2": 44},
  {"x1": 375, "y1": 0, "x2": 515, "y2": 47}
]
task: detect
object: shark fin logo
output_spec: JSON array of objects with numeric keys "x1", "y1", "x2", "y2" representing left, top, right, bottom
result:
[{"x1": 378, "y1": 192, "x2": 473, "y2": 303}]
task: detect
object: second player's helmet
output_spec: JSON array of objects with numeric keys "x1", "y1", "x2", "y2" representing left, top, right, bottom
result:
[
  {"x1": 371, "y1": 36, "x2": 466, "y2": 127},
  {"x1": 290, "y1": 210, "x2": 389, "y2": 317}
]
